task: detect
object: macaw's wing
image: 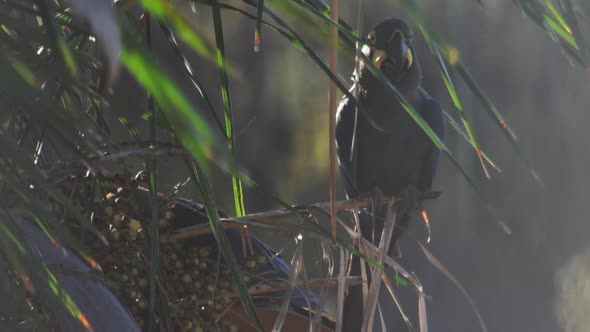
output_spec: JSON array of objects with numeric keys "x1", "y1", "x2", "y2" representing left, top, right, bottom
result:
[{"x1": 417, "y1": 90, "x2": 445, "y2": 191}]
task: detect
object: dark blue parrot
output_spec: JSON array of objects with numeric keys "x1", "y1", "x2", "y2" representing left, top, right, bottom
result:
[{"x1": 336, "y1": 18, "x2": 444, "y2": 331}]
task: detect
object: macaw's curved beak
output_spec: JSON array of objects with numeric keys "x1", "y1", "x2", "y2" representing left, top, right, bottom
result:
[
  {"x1": 372, "y1": 50, "x2": 388, "y2": 70},
  {"x1": 398, "y1": 40, "x2": 413, "y2": 71},
  {"x1": 371, "y1": 31, "x2": 413, "y2": 71}
]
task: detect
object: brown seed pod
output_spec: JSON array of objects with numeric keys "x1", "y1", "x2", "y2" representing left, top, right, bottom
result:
[
  {"x1": 136, "y1": 298, "x2": 147, "y2": 310},
  {"x1": 128, "y1": 289, "x2": 138, "y2": 299},
  {"x1": 159, "y1": 218, "x2": 169, "y2": 229},
  {"x1": 138, "y1": 278, "x2": 147, "y2": 289},
  {"x1": 206, "y1": 284, "x2": 215, "y2": 293},
  {"x1": 104, "y1": 206, "x2": 114, "y2": 217},
  {"x1": 182, "y1": 274, "x2": 192, "y2": 284},
  {"x1": 112, "y1": 214, "x2": 124, "y2": 226},
  {"x1": 164, "y1": 210, "x2": 175, "y2": 221},
  {"x1": 128, "y1": 219, "x2": 142, "y2": 232},
  {"x1": 246, "y1": 259, "x2": 256, "y2": 269},
  {"x1": 198, "y1": 247, "x2": 210, "y2": 258}
]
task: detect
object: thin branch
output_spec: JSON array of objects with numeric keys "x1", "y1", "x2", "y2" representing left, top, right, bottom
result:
[
  {"x1": 170, "y1": 192, "x2": 440, "y2": 241},
  {"x1": 201, "y1": 276, "x2": 363, "y2": 304},
  {"x1": 88, "y1": 144, "x2": 188, "y2": 163},
  {"x1": 328, "y1": 0, "x2": 340, "y2": 243},
  {"x1": 363, "y1": 202, "x2": 397, "y2": 331}
]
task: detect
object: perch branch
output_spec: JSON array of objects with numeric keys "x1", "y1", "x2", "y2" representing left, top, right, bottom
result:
[
  {"x1": 202, "y1": 276, "x2": 363, "y2": 305},
  {"x1": 328, "y1": 0, "x2": 340, "y2": 244},
  {"x1": 170, "y1": 191, "x2": 440, "y2": 241}
]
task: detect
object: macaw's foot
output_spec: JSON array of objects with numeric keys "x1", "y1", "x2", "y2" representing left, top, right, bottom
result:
[
  {"x1": 370, "y1": 187, "x2": 385, "y2": 211},
  {"x1": 385, "y1": 185, "x2": 424, "y2": 256},
  {"x1": 356, "y1": 188, "x2": 385, "y2": 244},
  {"x1": 398, "y1": 184, "x2": 422, "y2": 216}
]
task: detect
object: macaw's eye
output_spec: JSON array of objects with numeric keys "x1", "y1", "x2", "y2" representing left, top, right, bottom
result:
[{"x1": 368, "y1": 31, "x2": 376, "y2": 44}]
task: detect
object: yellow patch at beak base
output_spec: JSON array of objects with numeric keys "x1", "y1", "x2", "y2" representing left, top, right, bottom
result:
[
  {"x1": 372, "y1": 50, "x2": 387, "y2": 69},
  {"x1": 405, "y1": 49, "x2": 413, "y2": 69}
]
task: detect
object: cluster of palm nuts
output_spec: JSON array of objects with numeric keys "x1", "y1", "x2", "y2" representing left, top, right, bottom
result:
[{"x1": 59, "y1": 171, "x2": 271, "y2": 331}]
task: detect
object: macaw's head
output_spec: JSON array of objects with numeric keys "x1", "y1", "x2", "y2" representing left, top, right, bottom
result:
[{"x1": 362, "y1": 18, "x2": 422, "y2": 91}]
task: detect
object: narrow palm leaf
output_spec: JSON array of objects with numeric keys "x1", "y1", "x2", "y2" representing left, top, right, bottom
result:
[
  {"x1": 210, "y1": 2, "x2": 246, "y2": 217},
  {"x1": 185, "y1": 159, "x2": 263, "y2": 331}
]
